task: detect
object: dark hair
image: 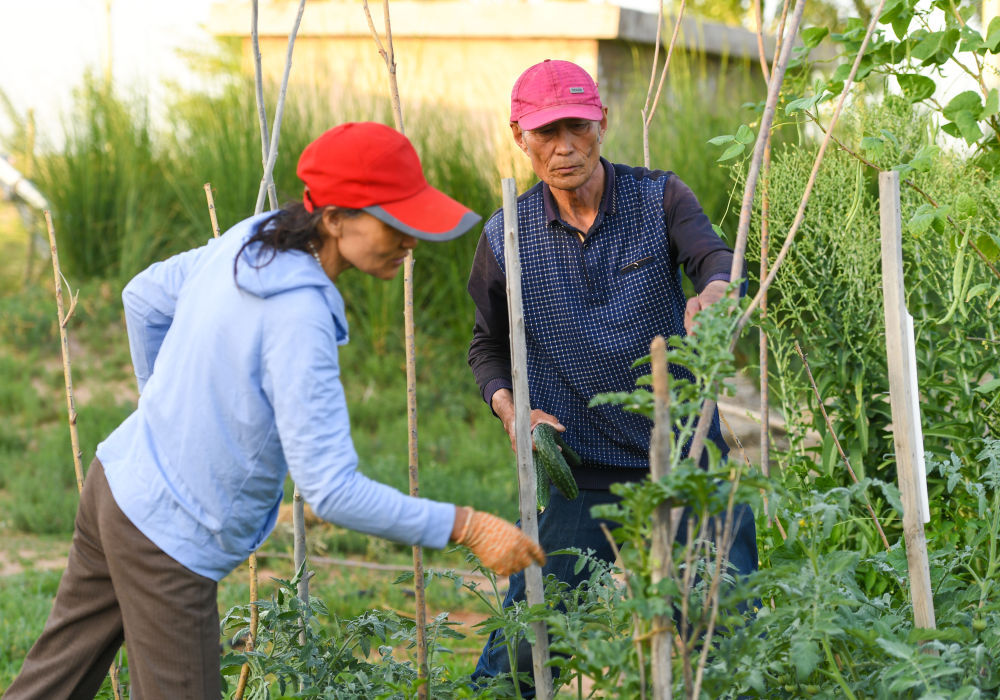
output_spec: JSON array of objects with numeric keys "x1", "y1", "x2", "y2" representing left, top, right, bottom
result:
[{"x1": 233, "y1": 202, "x2": 362, "y2": 278}]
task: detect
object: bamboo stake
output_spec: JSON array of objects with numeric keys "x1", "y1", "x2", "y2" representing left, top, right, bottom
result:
[
  {"x1": 251, "y1": 0, "x2": 278, "y2": 212},
  {"x1": 794, "y1": 342, "x2": 891, "y2": 552},
  {"x1": 293, "y1": 488, "x2": 309, "y2": 647},
  {"x1": 45, "y1": 212, "x2": 84, "y2": 494},
  {"x1": 502, "y1": 177, "x2": 553, "y2": 699},
  {"x1": 214, "y1": 177, "x2": 261, "y2": 700},
  {"x1": 879, "y1": 171, "x2": 936, "y2": 632},
  {"x1": 203, "y1": 184, "x2": 221, "y2": 239},
  {"x1": 104, "y1": 0, "x2": 113, "y2": 87},
  {"x1": 649, "y1": 336, "x2": 673, "y2": 700},
  {"x1": 360, "y1": 2, "x2": 430, "y2": 692},
  {"x1": 47, "y1": 212, "x2": 123, "y2": 698},
  {"x1": 690, "y1": 0, "x2": 892, "y2": 465},
  {"x1": 233, "y1": 553, "x2": 259, "y2": 700},
  {"x1": 254, "y1": 0, "x2": 306, "y2": 215},
  {"x1": 641, "y1": 0, "x2": 687, "y2": 169}
]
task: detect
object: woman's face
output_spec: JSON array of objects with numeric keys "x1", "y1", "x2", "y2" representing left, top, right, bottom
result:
[{"x1": 320, "y1": 210, "x2": 418, "y2": 281}]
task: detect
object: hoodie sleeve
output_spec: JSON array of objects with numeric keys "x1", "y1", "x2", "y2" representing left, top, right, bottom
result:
[
  {"x1": 122, "y1": 243, "x2": 209, "y2": 392},
  {"x1": 259, "y1": 289, "x2": 455, "y2": 549}
]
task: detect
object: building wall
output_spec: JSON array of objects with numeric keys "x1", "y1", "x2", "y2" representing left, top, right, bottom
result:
[{"x1": 248, "y1": 35, "x2": 599, "y2": 124}]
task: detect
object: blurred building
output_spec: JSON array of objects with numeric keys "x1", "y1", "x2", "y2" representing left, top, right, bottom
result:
[{"x1": 208, "y1": 0, "x2": 773, "y2": 125}]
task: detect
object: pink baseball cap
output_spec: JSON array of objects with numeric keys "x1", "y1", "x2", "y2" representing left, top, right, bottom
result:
[{"x1": 510, "y1": 59, "x2": 605, "y2": 130}]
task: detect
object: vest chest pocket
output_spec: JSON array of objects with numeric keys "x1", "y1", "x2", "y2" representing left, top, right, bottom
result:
[{"x1": 609, "y1": 253, "x2": 676, "y2": 330}]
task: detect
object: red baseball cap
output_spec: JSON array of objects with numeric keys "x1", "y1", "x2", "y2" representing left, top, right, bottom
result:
[
  {"x1": 296, "y1": 122, "x2": 480, "y2": 241},
  {"x1": 510, "y1": 59, "x2": 605, "y2": 130}
]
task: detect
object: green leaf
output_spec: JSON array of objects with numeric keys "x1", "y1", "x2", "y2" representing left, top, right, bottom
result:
[
  {"x1": 877, "y1": 637, "x2": 913, "y2": 660},
  {"x1": 717, "y1": 142, "x2": 745, "y2": 162},
  {"x1": 909, "y1": 144, "x2": 939, "y2": 172},
  {"x1": 987, "y1": 16, "x2": 1000, "y2": 53},
  {"x1": 907, "y1": 204, "x2": 937, "y2": 236},
  {"x1": 955, "y1": 192, "x2": 978, "y2": 218},
  {"x1": 802, "y1": 26, "x2": 830, "y2": 48},
  {"x1": 943, "y1": 91, "x2": 983, "y2": 121},
  {"x1": 974, "y1": 377, "x2": 1000, "y2": 395},
  {"x1": 891, "y1": 12, "x2": 914, "y2": 41},
  {"x1": 959, "y1": 25, "x2": 987, "y2": 54},
  {"x1": 911, "y1": 28, "x2": 960, "y2": 65},
  {"x1": 983, "y1": 88, "x2": 999, "y2": 119},
  {"x1": 786, "y1": 93, "x2": 825, "y2": 115},
  {"x1": 896, "y1": 74, "x2": 936, "y2": 103},
  {"x1": 735, "y1": 123, "x2": 755, "y2": 145},
  {"x1": 861, "y1": 136, "x2": 885, "y2": 159},
  {"x1": 791, "y1": 639, "x2": 820, "y2": 681},
  {"x1": 832, "y1": 62, "x2": 852, "y2": 83},
  {"x1": 708, "y1": 133, "x2": 735, "y2": 145},
  {"x1": 951, "y1": 110, "x2": 984, "y2": 144}
]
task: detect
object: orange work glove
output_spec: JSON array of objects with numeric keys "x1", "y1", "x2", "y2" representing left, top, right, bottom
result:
[{"x1": 454, "y1": 508, "x2": 546, "y2": 576}]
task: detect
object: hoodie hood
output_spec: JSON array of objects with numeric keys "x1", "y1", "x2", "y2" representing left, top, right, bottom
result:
[{"x1": 232, "y1": 213, "x2": 349, "y2": 345}]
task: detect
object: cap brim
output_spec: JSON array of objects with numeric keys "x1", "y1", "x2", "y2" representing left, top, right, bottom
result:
[
  {"x1": 515, "y1": 104, "x2": 605, "y2": 131},
  {"x1": 364, "y1": 185, "x2": 481, "y2": 241}
]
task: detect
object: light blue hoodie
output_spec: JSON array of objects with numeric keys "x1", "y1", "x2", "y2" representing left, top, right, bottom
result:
[{"x1": 97, "y1": 213, "x2": 455, "y2": 581}]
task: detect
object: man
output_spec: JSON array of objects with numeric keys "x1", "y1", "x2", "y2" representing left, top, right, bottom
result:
[{"x1": 466, "y1": 59, "x2": 758, "y2": 692}]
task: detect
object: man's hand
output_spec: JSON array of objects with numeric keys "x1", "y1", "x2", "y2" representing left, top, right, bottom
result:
[
  {"x1": 490, "y1": 388, "x2": 565, "y2": 452},
  {"x1": 451, "y1": 506, "x2": 546, "y2": 576},
  {"x1": 684, "y1": 279, "x2": 730, "y2": 335}
]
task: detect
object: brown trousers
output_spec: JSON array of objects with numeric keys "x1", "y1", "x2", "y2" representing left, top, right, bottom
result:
[{"x1": 3, "y1": 460, "x2": 221, "y2": 700}]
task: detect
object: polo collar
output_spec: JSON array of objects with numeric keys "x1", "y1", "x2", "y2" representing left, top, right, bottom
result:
[{"x1": 541, "y1": 157, "x2": 616, "y2": 227}]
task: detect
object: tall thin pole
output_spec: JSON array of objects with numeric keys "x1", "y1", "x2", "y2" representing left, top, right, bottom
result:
[
  {"x1": 649, "y1": 336, "x2": 673, "y2": 699},
  {"x1": 45, "y1": 212, "x2": 84, "y2": 494},
  {"x1": 879, "y1": 171, "x2": 936, "y2": 632},
  {"x1": 502, "y1": 177, "x2": 553, "y2": 699},
  {"x1": 361, "y1": 2, "x2": 429, "y2": 691}
]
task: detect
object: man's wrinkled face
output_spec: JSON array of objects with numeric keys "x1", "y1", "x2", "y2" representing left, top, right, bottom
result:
[{"x1": 512, "y1": 114, "x2": 608, "y2": 193}]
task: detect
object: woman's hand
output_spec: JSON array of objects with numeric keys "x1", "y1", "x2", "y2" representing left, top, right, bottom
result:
[{"x1": 451, "y1": 506, "x2": 546, "y2": 576}]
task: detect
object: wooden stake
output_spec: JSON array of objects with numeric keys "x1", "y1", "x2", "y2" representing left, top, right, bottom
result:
[
  {"x1": 47, "y1": 212, "x2": 122, "y2": 697},
  {"x1": 254, "y1": 0, "x2": 305, "y2": 215},
  {"x1": 207, "y1": 183, "x2": 260, "y2": 700},
  {"x1": 293, "y1": 486, "x2": 309, "y2": 646},
  {"x1": 233, "y1": 551, "x2": 259, "y2": 700},
  {"x1": 203, "y1": 183, "x2": 222, "y2": 239},
  {"x1": 687, "y1": 0, "x2": 805, "y2": 465},
  {"x1": 251, "y1": 0, "x2": 278, "y2": 212},
  {"x1": 361, "y1": 3, "x2": 430, "y2": 692},
  {"x1": 501, "y1": 177, "x2": 553, "y2": 699},
  {"x1": 649, "y1": 336, "x2": 673, "y2": 700},
  {"x1": 879, "y1": 170, "x2": 936, "y2": 631},
  {"x1": 45, "y1": 212, "x2": 84, "y2": 494},
  {"x1": 640, "y1": 0, "x2": 687, "y2": 169}
]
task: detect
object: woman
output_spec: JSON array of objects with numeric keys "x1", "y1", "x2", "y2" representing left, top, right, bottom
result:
[{"x1": 4, "y1": 122, "x2": 544, "y2": 700}]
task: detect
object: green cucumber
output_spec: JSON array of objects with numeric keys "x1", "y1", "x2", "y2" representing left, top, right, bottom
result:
[
  {"x1": 533, "y1": 424, "x2": 579, "y2": 501},
  {"x1": 534, "y1": 456, "x2": 550, "y2": 509},
  {"x1": 553, "y1": 432, "x2": 581, "y2": 468}
]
